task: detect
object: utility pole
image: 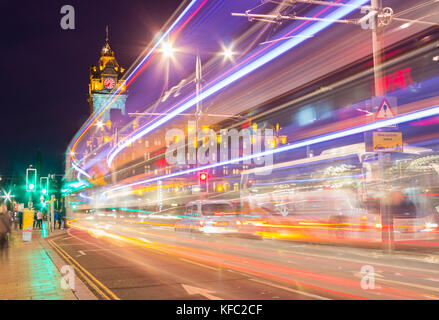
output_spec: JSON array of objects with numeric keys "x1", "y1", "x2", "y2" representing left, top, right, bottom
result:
[
  {"x1": 195, "y1": 52, "x2": 204, "y2": 196},
  {"x1": 50, "y1": 194, "x2": 55, "y2": 233},
  {"x1": 371, "y1": 0, "x2": 393, "y2": 254},
  {"x1": 195, "y1": 52, "x2": 203, "y2": 158},
  {"x1": 232, "y1": 0, "x2": 415, "y2": 253}
]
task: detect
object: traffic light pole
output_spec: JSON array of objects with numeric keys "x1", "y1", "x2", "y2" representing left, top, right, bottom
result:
[
  {"x1": 28, "y1": 192, "x2": 32, "y2": 209},
  {"x1": 371, "y1": 0, "x2": 393, "y2": 254},
  {"x1": 50, "y1": 195, "x2": 55, "y2": 233}
]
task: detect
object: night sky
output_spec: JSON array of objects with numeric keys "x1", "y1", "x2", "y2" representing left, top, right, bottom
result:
[{"x1": 1, "y1": 0, "x2": 181, "y2": 178}]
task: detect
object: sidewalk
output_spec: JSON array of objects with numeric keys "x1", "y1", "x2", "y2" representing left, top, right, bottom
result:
[{"x1": 0, "y1": 228, "x2": 95, "y2": 300}]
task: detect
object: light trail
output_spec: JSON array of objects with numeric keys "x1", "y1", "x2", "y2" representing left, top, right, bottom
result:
[
  {"x1": 67, "y1": 219, "x2": 435, "y2": 299},
  {"x1": 104, "y1": 103, "x2": 439, "y2": 195},
  {"x1": 106, "y1": 0, "x2": 369, "y2": 168},
  {"x1": 67, "y1": 0, "x2": 205, "y2": 175}
]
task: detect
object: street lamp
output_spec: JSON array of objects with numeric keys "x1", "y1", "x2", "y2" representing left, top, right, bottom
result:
[
  {"x1": 159, "y1": 42, "x2": 238, "y2": 143},
  {"x1": 96, "y1": 120, "x2": 104, "y2": 129},
  {"x1": 220, "y1": 44, "x2": 236, "y2": 61},
  {"x1": 2, "y1": 190, "x2": 14, "y2": 203},
  {"x1": 160, "y1": 42, "x2": 175, "y2": 58}
]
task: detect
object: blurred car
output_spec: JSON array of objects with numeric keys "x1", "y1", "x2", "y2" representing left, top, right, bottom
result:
[{"x1": 174, "y1": 200, "x2": 241, "y2": 234}]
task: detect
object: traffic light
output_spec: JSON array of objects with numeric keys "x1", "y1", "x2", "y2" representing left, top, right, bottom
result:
[
  {"x1": 40, "y1": 177, "x2": 49, "y2": 195},
  {"x1": 26, "y1": 168, "x2": 37, "y2": 192},
  {"x1": 199, "y1": 172, "x2": 207, "y2": 182},
  {"x1": 198, "y1": 172, "x2": 208, "y2": 192}
]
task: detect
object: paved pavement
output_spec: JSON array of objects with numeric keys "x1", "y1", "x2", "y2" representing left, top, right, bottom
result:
[{"x1": 0, "y1": 228, "x2": 96, "y2": 300}]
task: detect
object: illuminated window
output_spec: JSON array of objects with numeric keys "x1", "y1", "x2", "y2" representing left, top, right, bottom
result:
[{"x1": 295, "y1": 106, "x2": 316, "y2": 126}]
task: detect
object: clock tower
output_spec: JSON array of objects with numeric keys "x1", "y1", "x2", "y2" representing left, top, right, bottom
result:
[{"x1": 88, "y1": 27, "x2": 127, "y2": 122}]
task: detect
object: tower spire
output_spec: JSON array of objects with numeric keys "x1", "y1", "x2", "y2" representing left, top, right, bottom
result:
[{"x1": 101, "y1": 25, "x2": 114, "y2": 57}]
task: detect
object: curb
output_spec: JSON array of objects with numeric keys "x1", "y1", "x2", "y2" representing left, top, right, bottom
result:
[{"x1": 39, "y1": 235, "x2": 98, "y2": 300}]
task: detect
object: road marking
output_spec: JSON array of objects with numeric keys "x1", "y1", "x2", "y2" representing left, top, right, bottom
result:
[
  {"x1": 425, "y1": 278, "x2": 439, "y2": 282},
  {"x1": 281, "y1": 249, "x2": 439, "y2": 275},
  {"x1": 78, "y1": 250, "x2": 86, "y2": 256},
  {"x1": 376, "y1": 277, "x2": 439, "y2": 295},
  {"x1": 48, "y1": 239, "x2": 120, "y2": 300},
  {"x1": 353, "y1": 271, "x2": 384, "y2": 278},
  {"x1": 179, "y1": 258, "x2": 220, "y2": 271},
  {"x1": 151, "y1": 226, "x2": 168, "y2": 230},
  {"x1": 182, "y1": 284, "x2": 223, "y2": 300},
  {"x1": 249, "y1": 278, "x2": 330, "y2": 300}
]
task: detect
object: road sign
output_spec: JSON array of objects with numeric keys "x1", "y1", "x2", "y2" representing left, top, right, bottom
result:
[
  {"x1": 372, "y1": 132, "x2": 403, "y2": 152},
  {"x1": 375, "y1": 98, "x2": 395, "y2": 119},
  {"x1": 372, "y1": 96, "x2": 397, "y2": 121}
]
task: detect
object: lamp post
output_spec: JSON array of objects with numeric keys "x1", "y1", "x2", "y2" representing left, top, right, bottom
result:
[{"x1": 158, "y1": 42, "x2": 236, "y2": 194}]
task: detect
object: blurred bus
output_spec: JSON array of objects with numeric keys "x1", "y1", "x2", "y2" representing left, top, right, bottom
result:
[{"x1": 240, "y1": 143, "x2": 439, "y2": 244}]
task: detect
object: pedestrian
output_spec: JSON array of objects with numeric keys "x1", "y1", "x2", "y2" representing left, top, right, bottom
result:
[
  {"x1": 54, "y1": 211, "x2": 59, "y2": 229},
  {"x1": 13, "y1": 211, "x2": 19, "y2": 230},
  {"x1": 18, "y1": 211, "x2": 23, "y2": 230},
  {"x1": 33, "y1": 210, "x2": 38, "y2": 229},
  {"x1": 0, "y1": 204, "x2": 11, "y2": 263},
  {"x1": 59, "y1": 208, "x2": 66, "y2": 229},
  {"x1": 7, "y1": 210, "x2": 13, "y2": 231},
  {"x1": 37, "y1": 210, "x2": 43, "y2": 229}
]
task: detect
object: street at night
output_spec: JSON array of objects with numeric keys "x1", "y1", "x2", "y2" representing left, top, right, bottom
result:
[{"x1": 1, "y1": 0, "x2": 439, "y2": 314}]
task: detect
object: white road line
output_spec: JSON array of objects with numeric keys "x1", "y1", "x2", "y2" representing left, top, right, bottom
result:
[
  {"x1": 179, "y1": 258, "x2": 220, "y2": 271},
  {"x1": 249, "y1": 278, "x2": 330, "y2": 300},
  {"x1": 280, "y1": 249, "x2": 439, "y2": 275},
  {"x1": 78, "y1": 250, "x2": 86, "y2": 256},
  {"x1": 151, "y1": 226, "x2": 170, "y2": 230},
  {"x1": 376, "y1": 277, "x2": 439, "y2": 294},
  {"x1": 81, "y1": 248, "x2": 129, "y2": 252}
]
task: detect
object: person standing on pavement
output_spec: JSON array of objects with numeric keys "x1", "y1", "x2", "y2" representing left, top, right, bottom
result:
[
  {"x1": 13, "y1": 211, "x2": 19, "y2": 230},
  {"x1": 59, "y1": 207, "x2": 66, "y2": 229},
  {"x1": 18, "y1": 211, "x2": 23, "y2": 230},
  {"x1": 54, "y1": 211, "x2": 59, "y2": 229},
  {"x1": 0, "y1": 205, "x2": 11, "y2": 263},
  {"x1": 36, "y1": 210, "x2": 43, "y2": 229},
  {"x1": 33, "y1": 210, "x2": 38, "y2": 229}
]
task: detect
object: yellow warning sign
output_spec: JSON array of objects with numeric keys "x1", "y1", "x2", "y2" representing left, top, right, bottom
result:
[
  {"x1": 22, "y1": 209, "x2": 34, "y2": 242},
  {"x1": 372, "y1": 132, "x2": 403, "y2": 152}
]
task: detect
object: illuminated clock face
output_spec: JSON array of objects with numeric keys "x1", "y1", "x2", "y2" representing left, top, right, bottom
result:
[{"x1": 104, "y1": 78, "x2": 116, "y2": 89}]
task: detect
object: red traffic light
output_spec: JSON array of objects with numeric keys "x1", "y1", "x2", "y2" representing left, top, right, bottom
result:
[{"x1": 199, "y1": 172, "x2": 208, "y2": 182}]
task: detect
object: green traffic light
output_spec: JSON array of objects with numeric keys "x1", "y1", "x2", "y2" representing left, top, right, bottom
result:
[
  {"x1": 42, "y1": 188, "x2": 47, "y2": 195},
  {"x1": 29, "y1": 183, "x2": 35, "y2": 190}
]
